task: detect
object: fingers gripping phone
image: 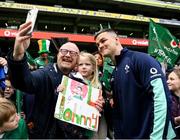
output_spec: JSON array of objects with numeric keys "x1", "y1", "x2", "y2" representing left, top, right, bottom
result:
[{"x1": 25, "y1": 8, "x2": 38, "y2": 35}]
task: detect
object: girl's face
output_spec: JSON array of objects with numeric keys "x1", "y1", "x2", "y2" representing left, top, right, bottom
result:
[
  {"x1": 78, "y1": 56, "x2": 94, "y2": 80},
  {"x1": 94, "y1": 54, "x2": 103, "y2": 67},
  {"x1": 0, "y1": 113, "x2": 20, "y2": 132},
  {"x1": 167, "y1": 71, "x2": 180, "y2": 92},
  {"x1": 4, "y1": 80, "x2": 14, "y2": 99}
]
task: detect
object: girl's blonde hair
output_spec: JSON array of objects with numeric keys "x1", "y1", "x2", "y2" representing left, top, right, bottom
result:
[
  {"x1": 0, "y1": 98, "x2": 16, "y2": 127},
  {"x1": 79, "y1": 51, "x2": 101, "y2": 89}
]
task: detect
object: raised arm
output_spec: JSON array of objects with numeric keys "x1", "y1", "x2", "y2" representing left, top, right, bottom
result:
[{"x1": 13, "y1": 21, "x2": 32, "y2": 61}]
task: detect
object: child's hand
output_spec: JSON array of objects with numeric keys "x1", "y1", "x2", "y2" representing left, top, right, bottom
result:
[
  {"x1": 95, "y1": 92, "x2": 105, "y2": 112},
  {"x1": 175, "y1": 116, "x2": 180, "y2": 125},
  {"x1": 57, "y1": 84, "x2": 65, "y2": 93},
  {"x1": 109, "y1": 98, "x2": 114, "y2": 108},
  {"x1": 0, "y1": 57, "x2": 7, "y2": 66},
  {"x1": 27, "y1": 121, "x2": 34, "y2": 130}
]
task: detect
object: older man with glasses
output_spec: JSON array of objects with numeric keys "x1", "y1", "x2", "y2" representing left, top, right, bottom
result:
[{"x1": 7, "y1": 21, "x2": 104, "y2": 139}]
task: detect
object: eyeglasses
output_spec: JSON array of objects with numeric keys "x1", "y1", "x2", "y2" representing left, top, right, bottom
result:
[
  {"x1": 59, "y1": 49, "x2": 78, "y2": 57},
  {"x1": 5, "y1": 85, "x2": 14, "y2": 90}
]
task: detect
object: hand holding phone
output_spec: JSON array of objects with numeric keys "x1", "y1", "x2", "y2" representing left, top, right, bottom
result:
[{"x1": 25, "y1": 8, "x2": 38, "y2": 35}]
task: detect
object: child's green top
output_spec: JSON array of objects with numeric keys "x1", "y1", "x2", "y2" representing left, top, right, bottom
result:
[{"x1": 2, "y1": 118, "x2": 28, "y2": 139}]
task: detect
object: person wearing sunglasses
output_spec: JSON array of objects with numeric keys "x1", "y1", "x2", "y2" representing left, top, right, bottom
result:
[{"x1": 7, "y1": 21, "x2": 104, "y2": 139}]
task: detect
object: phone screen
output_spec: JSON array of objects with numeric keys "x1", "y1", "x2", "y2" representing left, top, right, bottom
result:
[{"x1": 25, "y1": 8, "x2": 38, "y2": 35}]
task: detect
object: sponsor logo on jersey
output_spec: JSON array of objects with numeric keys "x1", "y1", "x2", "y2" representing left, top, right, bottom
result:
[
  {"x1": 125, "y1": 64, "x2": 130, "y2": 74},
  {"x1": 150, "y1": 67, "x2": 162, "y2": 78}
]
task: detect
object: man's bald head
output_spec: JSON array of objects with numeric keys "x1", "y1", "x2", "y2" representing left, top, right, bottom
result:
[
  {"x1": 57, "y1": 42, "x2": 80, "y2": 75},
  {"x1": 59, "y1": 42, "x2": 80, "y2": 54}
]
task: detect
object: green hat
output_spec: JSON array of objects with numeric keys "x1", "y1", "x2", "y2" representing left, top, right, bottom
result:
[{"x1": 38, "y1": 39, "x2": 50, "y2": 54}]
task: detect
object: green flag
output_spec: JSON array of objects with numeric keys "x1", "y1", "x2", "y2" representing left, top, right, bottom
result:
[
  {"x1": 148, "y1": 19, "x2": 180, "y2": 67},
  {"x1": 26, "y1": 51, "x2": 36, "y2": 66},
  {"x1": 16, "y1": 89, "x2": 23, "y2": 114},
  {"x1": 101, "y1": 57, "x2": 115, "y2": 92}
]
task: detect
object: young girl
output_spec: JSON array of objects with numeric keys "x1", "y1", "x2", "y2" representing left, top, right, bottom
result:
[
  {"x1": 167, "y1": 66, "x2": 180, "y2": 138},
  {"x1": 78, "y1": 51, "x2": 107, "y2": 139},
  {"x1": 0, "y1": 98, "x2": 28, "y2": 139},
  {"x1": 78, "y1": 51, "x2": 101, "y2": 89}
]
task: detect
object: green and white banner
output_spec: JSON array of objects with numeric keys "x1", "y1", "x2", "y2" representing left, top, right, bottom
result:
[{"x1": 148, "y1": 19, "x2": 180, "y2": 67}]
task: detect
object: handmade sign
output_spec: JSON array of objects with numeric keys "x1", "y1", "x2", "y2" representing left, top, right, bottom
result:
[{"x1": 54, "y1": 75, "x2": 100, "y2": 131}]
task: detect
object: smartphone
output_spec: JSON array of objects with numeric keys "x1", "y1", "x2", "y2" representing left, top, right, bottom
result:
[{"x1": 25, "y1": 8, "x2": 38, "y2": 35}]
